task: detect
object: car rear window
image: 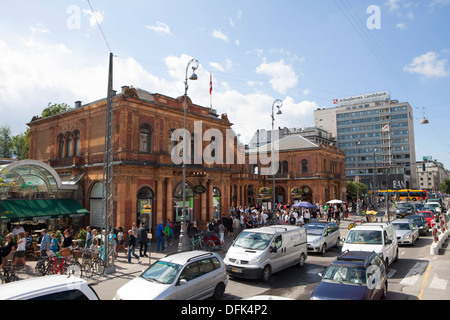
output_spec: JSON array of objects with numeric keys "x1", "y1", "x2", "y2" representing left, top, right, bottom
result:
[{"x1": 29, "y1": 289, "x2": 89, "y2": 300}]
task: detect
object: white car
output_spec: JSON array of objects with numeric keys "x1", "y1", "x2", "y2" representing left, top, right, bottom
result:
[
  {"x1": 342, "y1": 223, "x2": 399, "y2": 268},
  {"x1": 424, "y1": 202, "x2": 442, "y2": 214},
  {"x1": 392, "y1": 219, "x2": 419, "y2": 245},
  {"x1": 114, "y1": 251, "x2": 228, "y2": 300},
  {"x1": 305, "y1": 222, "x2": 340, "y2": 254},
  {"x1": 0, "y1": 275, "x2": 99, "y2": 300}
]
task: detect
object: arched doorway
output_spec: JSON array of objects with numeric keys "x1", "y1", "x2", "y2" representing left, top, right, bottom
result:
[
  {"x1": 137, "y1": 187, "x2": 154, "y2": 229},
  {"x1": 173, "y1": 183, "x2": 194, "y2": 223},
  {"x1": 213, "y1": 187, "x2": 221, "y2": 220},
  {"x1": 275, "y1": 186, "x2": 286, "y2": 204},
  {"x1": 291, "y1": 185, "x2": 313, "y2": 204},
  {"x1": 89, "y1": 182, "x2": 104, "y2": 228}
]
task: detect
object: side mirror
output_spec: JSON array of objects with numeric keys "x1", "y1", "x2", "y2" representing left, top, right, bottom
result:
[
  {"x1": 385, "y1": 239, "x2": 392, "y2": 245},
  {"x1": 270, "y1": 246, "x2": 278, "y2": 253},
  {"x1": 178, "y1": 279, "x2": 188, "y2": 286},
  {"x1": 318, "y1": 272, "x2": 323, "y2": 278}
]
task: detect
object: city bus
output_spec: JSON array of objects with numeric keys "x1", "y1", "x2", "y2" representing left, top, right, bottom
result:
[{"x1": 377, "y1": 189, "x2": 428, "y2": 202}]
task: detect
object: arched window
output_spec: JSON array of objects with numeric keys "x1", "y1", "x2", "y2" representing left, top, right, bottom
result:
[
  {"x1": 73, "y1": 130, "x2": 80, "y2": 156},
  {"x1": 139, "y1": 124, "x2": 152, "y2": 153},
  {"x1": 301, "y1": 159, "x2": 308, "y2": 174},
  {"x1": 282, "y1": 161, "x2": 289, "y2": 174},
  {"x1": 65, "y1": 132, "x2": 73, "y2": 157},
  {"x1": 58, "y1": 134, "x2": 64, "y2": 158}
]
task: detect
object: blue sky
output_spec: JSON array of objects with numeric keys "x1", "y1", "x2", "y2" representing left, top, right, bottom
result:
[{"x1": 0, "y1": 0, "x2": 449, "y2": 169}]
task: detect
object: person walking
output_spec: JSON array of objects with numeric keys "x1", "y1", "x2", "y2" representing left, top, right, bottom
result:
[
  {"x1": 156, "y1": 220, "x2": 166, "y2": 252},
  {"x1": 126, "y1": 230, "x2": 139, "y2": 263},
  {"x1": 138, "y1": 223, "x2": 148, "y2": 257},
  {"x1": 40, "y1": 229, "x2": 50, "y2": 257}
]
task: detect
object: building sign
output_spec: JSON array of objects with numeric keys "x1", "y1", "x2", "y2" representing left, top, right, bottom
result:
[
  {"x1": 193, "y1": 185, "x2": 207, "y2": 194},
  {"x1": 334, "y1": 91, "x2": 390, "y2": 106}
]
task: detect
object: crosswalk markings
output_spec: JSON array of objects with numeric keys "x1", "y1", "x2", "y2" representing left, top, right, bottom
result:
[
  {"x1": 429, "y1": 274, "x2": 448, "y2": 290},
  {"x1": 399, "y1": 261, "x2": 429, "y2": 286}
]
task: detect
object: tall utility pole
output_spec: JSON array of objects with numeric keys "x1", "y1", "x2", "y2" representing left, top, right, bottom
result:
[{"x1": 102, "y1": 52, "x2": 115, "y2": 274}]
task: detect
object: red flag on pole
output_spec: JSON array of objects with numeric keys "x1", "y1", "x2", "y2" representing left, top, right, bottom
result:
[{"x1": 210, "y1": 73, "x2": 212, "y2": 95}]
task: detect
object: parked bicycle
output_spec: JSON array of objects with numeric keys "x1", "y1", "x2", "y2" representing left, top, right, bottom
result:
[
  {"x1": 1, "y1": 260, "x2": 19, "y2": 283},
  {"x1": 82, "y1": 247, "x2": 105, "y2": 278}
]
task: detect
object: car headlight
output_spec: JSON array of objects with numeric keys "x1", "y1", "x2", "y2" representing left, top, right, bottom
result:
[
  {"x1": 403, "y1": 233, "x2": 412, "y2": 239},
  {"x1": 249, "y1": 255, "x2": 263, "y2": 264}
]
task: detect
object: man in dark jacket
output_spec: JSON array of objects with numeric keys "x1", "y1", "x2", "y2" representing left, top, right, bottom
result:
[{"x1": 138, "y1": 223, "x2": 148, "y2": 257}]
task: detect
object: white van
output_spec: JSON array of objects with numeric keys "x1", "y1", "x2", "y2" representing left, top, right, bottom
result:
[
  {"x1": 342, "y1": 223, "x2": 398, "y2": 268},
  {"x1": 224, "y1": 225, "x2": 307, "y2": 282}
]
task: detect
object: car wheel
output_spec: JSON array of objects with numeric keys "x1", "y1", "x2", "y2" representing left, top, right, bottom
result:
[
  {"x1": 298, "y1": 253, "x2": 306, "y2": 267},
  {"x1": 262, "y1": 265, "x2": 271, "y2": 283},
  {"x1": 212, "y1": 283, "x2": 226, "y2": 300},
  {"x1": 335, "y1": 237, "x2": 341, "y2": 249},
  {"x1": 320, "y1": 243, "x2": 327, "y2": 255},
  {"x1": 381, "y1": 280, "x2": 388, "y2": 300},
  {"x1": 393, "y1": 248, "x2": 399, "y2": 263}
]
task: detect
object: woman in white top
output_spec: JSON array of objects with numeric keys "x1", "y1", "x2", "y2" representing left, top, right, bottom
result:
[{"x1": 13, "y1": 231, "x2": 26, "y2": 266}]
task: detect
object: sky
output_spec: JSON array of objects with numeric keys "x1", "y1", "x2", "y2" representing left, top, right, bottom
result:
[{"x1": 0, "y1": 0, "x2": 449, "y2": 169}]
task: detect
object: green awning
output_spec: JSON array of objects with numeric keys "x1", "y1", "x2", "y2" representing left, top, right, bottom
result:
[{"x1": 1, "y1": 199, "x2": 89, "y2": 223}]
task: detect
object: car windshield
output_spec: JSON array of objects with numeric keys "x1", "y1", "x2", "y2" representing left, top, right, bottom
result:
[
  {"x1": 305, "y1": 223, "x2": 325, "y2": 235},
  {"x1": 408, "y1": 217, "x2": 422, "y2": 225},
  {"x1": 140, "y1": 261, "x2": 183, "y2": 284},
  {"x1": 425, "y1": 203, "x2": 438, "y2": 208},
  {"x1": 415, "y1": 204, "x2": 424, "y2": 209},
  {"x1": 419, "y1": 212, "x2": 432, "y2": 218},
  {"x1": 397, "y1": 203, "x2": 411, "y2": 209},
  {"x1": 346, "y1": 230, "x2": 383, "y2": 245},
  {"x1": 323, "y1": 265, "x2": 367, "y2": 285},
  {"x1": 393, "y1": 223, "x2": 411, "y2": 231},
  {"x1": 233, "y1": 232, "x2": 273, "y2": 250}
]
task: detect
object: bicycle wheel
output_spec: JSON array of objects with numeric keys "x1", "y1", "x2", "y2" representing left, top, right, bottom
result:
[
  {"x1": 205, "y1": 240, "x2": 215, "y2": 252},
  {"x1": 35, "y1": 259, "x2": 47, "y2": 276},
  {"x1": 82, "y1": 260, "x2": 94, "y2": 278},
  {"x1": 93, "y1": 259, "x2": 105, "y2": 276},
  {"x1": 67, "y1": 261, "x2": 82, "y2": 277}
]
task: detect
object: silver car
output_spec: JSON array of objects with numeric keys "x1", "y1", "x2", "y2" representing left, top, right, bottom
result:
[
  {"x1": 392, "y1": 219, "x2": 419, "y2": 245},
  {"x1": 114, "y1": 251, "x2": 228, "y2": 300},
  {"x1": 305, "y1": 222, "x2": 340, "y2": 255}
]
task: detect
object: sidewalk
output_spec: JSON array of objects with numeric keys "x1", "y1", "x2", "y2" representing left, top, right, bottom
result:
[{"x1": 12, "y1": 233, "x2": 236, "y2": 284}]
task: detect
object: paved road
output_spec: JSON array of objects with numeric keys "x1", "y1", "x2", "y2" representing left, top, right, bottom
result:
[{"x1": 11, "y1": 214, "x2": 450, "y2": 300}]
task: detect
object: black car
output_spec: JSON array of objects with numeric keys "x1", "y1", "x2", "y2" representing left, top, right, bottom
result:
[
  {"x1": 311, "y1": 250, "x2": 388, "y2": 300},
  {"x1": 395, "y1": 202, "x2": 415, "y2": 218},
  {"x1": 405, "y1": 215, "x2": 430, "y2": 236}
]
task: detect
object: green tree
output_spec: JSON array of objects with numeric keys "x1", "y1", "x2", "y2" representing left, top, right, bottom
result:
[
  {"x1": 11, "y1": 128, "x2": 29, "y2": 160},
  {"x1": 41, "y1": 102, "x2": 72, "y2": 118},
  {"x1": 439, "y1": 179, "x2": 450, "y2": 194},
  {"x1": 346, "y1": 181, "x2": 368, "y2": 202},
  {"x1": 0, "y1": 125, "x2": 13, "y2": 158}
]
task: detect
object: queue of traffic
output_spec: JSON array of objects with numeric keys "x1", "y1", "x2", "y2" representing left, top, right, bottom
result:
[{"x1": 0, "y1": 196, "x2": 447, "y2": 300}]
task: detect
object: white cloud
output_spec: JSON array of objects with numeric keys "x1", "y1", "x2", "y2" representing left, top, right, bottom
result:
[
  {"x1": 386, "y1": 0, "x2": 402, "y2": 11},
  {"x1": 211, "y1": 30, "x2": 229, "y2": 42},
  {"x1": 404, "y1": 51, "x2": 449, "y2": 78},
  {"x1": 429, "y1": 0, "x2": 450, "y2": 7},
  {"x1": 82, "y1": 8, "x2": 104, "y2": 27},
  {"x1": 30, "y1": 23, "x2": 50, "y2": 34},
  {"x1": 209, "y1": 62, "x2": 225, "y2": 72},
  {"x1": 146, "y1": 21, "x2": 172, "y2": 35},
  {"x1": 255, "y1": 59, "x2": 299, "y2": 94},
  {"x1": 396, "y1": 22, "x2": 407, "y2": 29}
]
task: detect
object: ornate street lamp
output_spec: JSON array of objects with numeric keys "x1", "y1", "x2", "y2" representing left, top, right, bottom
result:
[
  {"x1": 179, "y1": 58, "x2": 199, "y2": 252},
  {"x1": 271, "y1": 99, "x2": 283, "y2": 211}
]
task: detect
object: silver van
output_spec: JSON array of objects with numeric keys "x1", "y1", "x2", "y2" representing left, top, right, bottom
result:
[{"x1": 224, "y1": 225, "x2": 307, "y2": 282}]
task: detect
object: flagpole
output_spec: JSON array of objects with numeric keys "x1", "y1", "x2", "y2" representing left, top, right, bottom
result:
[{"x1": 210, "y1": 73, "x2": 213, "y2": 111}]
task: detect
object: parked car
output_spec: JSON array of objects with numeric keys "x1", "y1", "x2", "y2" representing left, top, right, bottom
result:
[
  {"x1": 114, "y1": 251, "x2": 228, "y2": 300},
  {"x1": 224, "y1": 225, "x2": 307, "y2": 283},
  {"x1": 305, "y1": 222, "x2": 340, "y2": 255},
  {"x1": 392, "y1": 219, "x2": 419, "y2": 245},
  {"x1": 342, "y1": 223, "x2": 398, "y2": 268},
  {"x1": 418, "y1": 210, "x2": 436, "y2": 228},
  {"x1": 414, "y1": 203, "x2": 425, "y2": 213},
  {"x1": 0, "y1": 275, "x2": 99, "y2": 300},
  {"x1": 311, "y1": 251, "x2": 388, "y2": 300},
  {"x1": 405, "y1": 215, "x2": 430, "y2": 236},
  {"x1": 395, "y1": 202, "x2": 415, "y2": 218}
]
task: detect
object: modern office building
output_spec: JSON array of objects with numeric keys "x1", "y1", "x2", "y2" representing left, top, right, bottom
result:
[
  {"x1": 314, "y1": 91, "x2": 417, "y2": 190},
  {"x1": 248, "y1": 126, "x2": 336, "y2": 149}
]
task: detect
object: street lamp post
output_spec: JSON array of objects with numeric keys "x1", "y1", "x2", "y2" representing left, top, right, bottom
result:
[
  {"x1": 179, "y1": 58, "x2": 199, "y2": 252},
  {"x1": 355, "y1": 140, "x2": 361, "y2": 214},
  {"x1": 271, "y1": 99, "x2": 283, "y2": 212}
]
